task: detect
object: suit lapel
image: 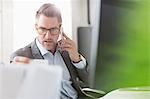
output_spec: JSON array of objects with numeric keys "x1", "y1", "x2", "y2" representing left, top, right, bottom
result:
[
  {"x1": 31, "y1": 40, "x2": 44, "y2": 59},
  {"x1": 61, "y1": 51, "x2": 83, "y2": 95},
  {"x1": 60, "y1": 51, "x2": 77, "y2": 79}
]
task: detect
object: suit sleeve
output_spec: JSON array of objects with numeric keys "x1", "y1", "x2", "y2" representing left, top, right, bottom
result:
[
  {"x1": 9, "y1": 46, "x2": 33, "y2": 63},
  {"x1": 72, "y1": 55, "x2": 89, "y2": 86}
]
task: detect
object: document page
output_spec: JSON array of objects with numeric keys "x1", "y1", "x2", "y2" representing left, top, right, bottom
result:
[{"x1": 0, "y1": 62, "x2": 62, "y2": 99}]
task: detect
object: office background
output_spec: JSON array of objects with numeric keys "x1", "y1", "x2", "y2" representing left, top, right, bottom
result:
[{"x1": 0, "y1": 0, "x2": 150, "y2": 93}]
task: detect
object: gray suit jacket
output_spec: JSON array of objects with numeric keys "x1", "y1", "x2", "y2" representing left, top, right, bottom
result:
[{"x1": 10, "y1": 40, "x2": 89, "y2": 98}]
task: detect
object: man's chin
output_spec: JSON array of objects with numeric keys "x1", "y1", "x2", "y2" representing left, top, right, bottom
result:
[
  {"x1": 43, "y1": 44, "x2": 55, "y2": 50},
  {"x1": 44, "y1": 46, "x2": 53, "y2": 50},
  {"x1": 43, "y1": 43, "x2": 56, "y2": 50}
]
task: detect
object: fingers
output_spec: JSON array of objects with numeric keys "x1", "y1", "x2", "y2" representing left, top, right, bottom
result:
[
  {"x1": 58, "y1": 41, "x2": 71, "y2": 51},
  {"x1": 58, "y1": 38, "x2": 74, "y2": 51},
  {"x1": 61, "y1": 44, "x2": 72, "y2": 50},
  {"x1": 62, "y1": 33, "x2": 71, "y2": 41},
  {"x1": 12, "y1": 56, "x2": 30, "y2": 64},
  {"x1": 61, "y1": 33, "x2": 73, "y2": 44},
  {"x1": 58, "y1": 32, "x2": 77, "y2": 53},
  {"x1": 62, "y1": 40, "x2": 72, "y2": 46}
]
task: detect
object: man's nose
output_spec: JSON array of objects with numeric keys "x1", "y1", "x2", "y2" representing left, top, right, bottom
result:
[{"x1": 45, "y1": 31, "x2": 52, "y2": 38}]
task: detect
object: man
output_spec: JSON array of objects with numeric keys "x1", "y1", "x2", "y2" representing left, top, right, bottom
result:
[{"x1": 10, "y1": 3, "x2": 89, "y2": 99}]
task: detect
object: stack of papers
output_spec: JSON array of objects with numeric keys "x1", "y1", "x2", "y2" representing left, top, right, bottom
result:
[{"x1": 0, "y1": 62, "x2": 62, "y2": 99}]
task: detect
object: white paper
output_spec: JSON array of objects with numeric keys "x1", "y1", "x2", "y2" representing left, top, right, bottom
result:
[
  {"x1": 0, "y1": 64, "x2": 26, "y2": 99},
  {"x1": 30, "y1": 59, "x2": 48, "y2": 65},
  {"x1": 17, "y1": 65, "x2": 62, "y2": 99},
  {"x1": 0, "y1": 63, "x2": 62, "y2": 99}
]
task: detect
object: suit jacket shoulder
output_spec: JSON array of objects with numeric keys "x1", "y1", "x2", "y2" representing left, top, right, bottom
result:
[{"x1": 10, "y1": 40, "x2": 43, "y2": 62}]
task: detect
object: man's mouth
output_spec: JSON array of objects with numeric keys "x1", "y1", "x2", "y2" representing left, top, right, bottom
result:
[{"x1": 44, "y1": 40, "x2": 53, "y2": 43}]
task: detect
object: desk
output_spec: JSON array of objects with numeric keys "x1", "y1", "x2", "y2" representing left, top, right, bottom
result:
[{"x1": 100, "y1": 87, "x2": 150, "y2": 99}]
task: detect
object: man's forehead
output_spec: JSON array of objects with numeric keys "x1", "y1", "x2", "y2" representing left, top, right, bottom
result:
[
  {"x1": 38, "y1": 15, "x2": 59, "y2": 22},
  {"x1": 37, "y1": 15, "x2": 60, "y2": 28}
]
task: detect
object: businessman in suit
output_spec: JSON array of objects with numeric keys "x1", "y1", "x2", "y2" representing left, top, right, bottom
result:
[{"x1": 10, "y1": 3, "x2": 88, "y2": 99}]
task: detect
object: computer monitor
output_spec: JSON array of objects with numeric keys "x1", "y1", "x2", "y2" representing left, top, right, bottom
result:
[{"x1": 94, "y1": 0, "x2": 150, "y2": 92}]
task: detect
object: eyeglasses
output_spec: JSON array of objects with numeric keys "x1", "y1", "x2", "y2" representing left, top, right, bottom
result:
[{"x1": 37, "y1": 27, "x2": 60, "y2": 36}]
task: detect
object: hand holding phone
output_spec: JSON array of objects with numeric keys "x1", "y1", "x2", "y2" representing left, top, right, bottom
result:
[{"x1": 57, "y1": 27, "x2": 81, "y2": 62}]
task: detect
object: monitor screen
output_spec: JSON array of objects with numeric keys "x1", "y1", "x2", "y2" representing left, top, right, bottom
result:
[{"x1": 94, "y1": 0, "x2": 150, "y2": 92}]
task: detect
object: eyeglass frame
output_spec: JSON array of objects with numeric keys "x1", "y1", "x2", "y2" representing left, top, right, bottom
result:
[{"x1": 37, "y1": 27, "x2": 61, "y2": 36}]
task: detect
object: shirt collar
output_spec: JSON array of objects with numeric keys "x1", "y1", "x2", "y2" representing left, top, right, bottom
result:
[
  {"x1": 36, "y1": 38, "x2": 49, "y2": 56},
  {"x1": 36, "y1": 38, "x2": 61, "y2": 56}
]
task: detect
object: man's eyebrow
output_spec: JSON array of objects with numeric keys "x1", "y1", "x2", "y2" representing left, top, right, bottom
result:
[
  {"x1": 39, "y1": 27, "x2": 59, "y2": 30},
  {"x1": 39, "y1": 27, "x2": 47, "y2": 29}
]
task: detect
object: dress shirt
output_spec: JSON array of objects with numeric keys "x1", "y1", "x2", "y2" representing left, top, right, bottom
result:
[{"x1": 36, "y1": 38, "x2": 86, "y2": 99}]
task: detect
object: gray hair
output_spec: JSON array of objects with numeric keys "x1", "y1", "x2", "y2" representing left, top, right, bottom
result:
[{"x1": 36, "y1": 3, "x2": 62, "y2": 23}]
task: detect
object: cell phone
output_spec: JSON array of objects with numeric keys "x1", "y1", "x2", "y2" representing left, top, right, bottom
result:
[{"x1": 57, "y1": 26, "x2": 63, "y2": 42}]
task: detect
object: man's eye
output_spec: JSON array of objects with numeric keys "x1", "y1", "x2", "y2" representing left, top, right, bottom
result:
[
  {"x1": 52, "y1": 28, "x2": 59, "y2": 32},
  {"x1": 51, "y1": 28, "x2": 56, "y2": 31},
  {"x1": 41, "y1": 28, "x2": 47, "y2": 32}
]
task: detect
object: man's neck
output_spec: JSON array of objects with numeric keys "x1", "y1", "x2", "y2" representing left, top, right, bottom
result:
[
  {"x1": 49, "y1": 49, "x2": 56, "y2": 55},
  {"x1": 49, "y1": 45, "x2": 57, "y2": 55}
]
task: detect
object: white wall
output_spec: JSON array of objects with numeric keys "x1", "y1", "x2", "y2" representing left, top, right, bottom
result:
[
  {"x1": 71, "y1": 0, "x2": 100, "y2": 41},
  {"x1": 0, "y1": 0, "x2": 13, "y2": 63},
  {"x1": 0, "y1": 0, "x2": 2, "y2": 61},
  {"x1": 71, "y1": 0, "x2": 89, "y2": 43},
  {"x1": 90, "y1": 0, "x2": 100, "y2": 25}
]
